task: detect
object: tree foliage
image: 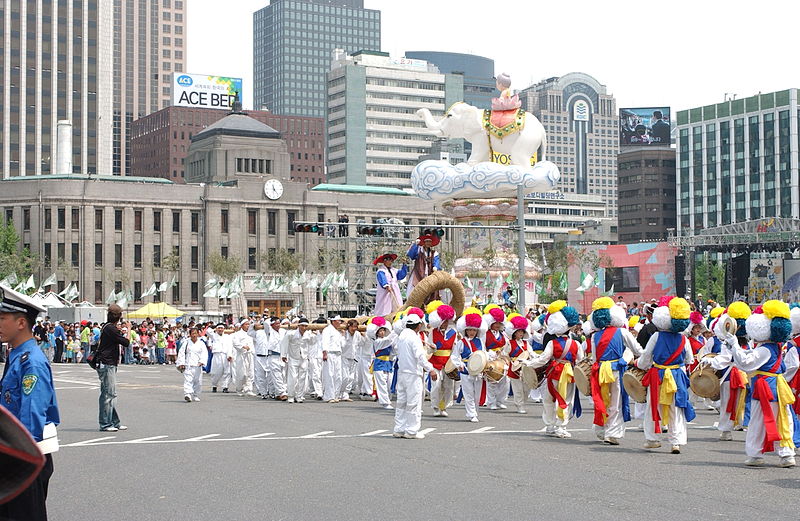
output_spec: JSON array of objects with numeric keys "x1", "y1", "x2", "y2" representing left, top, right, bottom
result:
[
  {"x1": 529, "y1": 242, "x2": 615, "y2": 302},
  {"x1": 0, "y1": 219, "x2": 40, "y2": 280},
  {"x1": 207, "y1": 252, "x2": 242, "y2": 281},
  {"x1": 694, "y1": 258, "x2": 725, "y2": 303},
  {"x1": 260, "y1": 248, "x2": 300, "y2": 275}
]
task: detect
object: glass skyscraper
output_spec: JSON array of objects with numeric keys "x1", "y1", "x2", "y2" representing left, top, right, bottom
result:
[
  {"x1": 675, "y1": 89, "x2": 800, "y2": 236},
  {"x1": 253, "y1": 0, "x2": 381, "y2": 118}
]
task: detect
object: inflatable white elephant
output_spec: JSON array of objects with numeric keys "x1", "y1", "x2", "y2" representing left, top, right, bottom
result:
[{"x1": 417, "y1": 102, "x2": 547, "y2": 169}]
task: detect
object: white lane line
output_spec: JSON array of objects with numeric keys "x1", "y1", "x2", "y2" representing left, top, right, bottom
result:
[
  {"x1": 183, "y1": 434, "x2": 221, "y2": 442},
  {"x1": 55, "y1": 386, "x2": 99, "y2": 390},
  {"x1": 417, "y1": 427, "x2": 436, "y2": 436},
  {"x1": 128, "y1": 436, "x2": 169, "y2": 443},
  {"x1": 62, "y1": 436, "x2": 117, "y2": 447},
  {"x1": 53, "y1": 377, "x2": 99, "y2": 386},
  {"x1": 299, "y1": 430, "x2": 334, "y2": 438},
  {"x1": 235, "y1": 432, "x2": 276, "y2": 440},
  {"x1": 468, "y1": 426, "x2": 495, "y2": 434},
  {"x1": 359, "y1": 429, "x2": 387, "y2": 436}
]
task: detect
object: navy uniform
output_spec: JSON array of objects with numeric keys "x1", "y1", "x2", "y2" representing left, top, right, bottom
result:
[{"x1": 0, "y1": 284, "x2": 59, "y2": 521}]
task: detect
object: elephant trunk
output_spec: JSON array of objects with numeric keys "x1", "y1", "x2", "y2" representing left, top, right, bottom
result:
[{"x1": 416, "y1": 108, "x2": 444, "y2": 135}]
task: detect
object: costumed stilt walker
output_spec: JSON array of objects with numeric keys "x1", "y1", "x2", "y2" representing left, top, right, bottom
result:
[
  {"x1": 367, "y1": 316, "x2": 398, "y2": 410},
  {"x1": 426, "y1": 301, "x2": 458, "y2": 417},
  {"x1": 373, "y1": 253, "x2": 408, "y2": 316},
  {"x1": 698, "y1": 303, "x2": 751, "y2": 441},
  {"x1": 727, "y1": 300, "x2": 796, "y2": 467},
  {"x1": 526, "y1": 301, "x2": 582, "y2": 438},
  {"x1": 636, "y1": 297, "x2": 695, "y2": 454},
  {"x1": 585, "y1": 298, "x2": 643, "y2": 445},
  {"x1": 406, "y1": 234, "x2": 440, "y2": 300},
  {"x1": 505, "y1": 314, "x2": 532, "y2": 414},
  {"x1": 483, "y1": 305, "x2": 510, "y2": 410},
  {"x1": 452, "y1": 307, "x2": 488, "y2": 423}
]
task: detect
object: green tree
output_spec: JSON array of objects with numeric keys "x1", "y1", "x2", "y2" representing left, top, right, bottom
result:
[
  {"x1": 207, "y1": 252, "x2": 242, "y2": 281},
  {"x1": 0, "y1": 219, "x2": 40, "y2": 280},
  {"x1": 694, "y1": 258, "x2": 725, "y2": 303},
  {"x1": 260, "y1": 248, "x2": 300, "y2": 275}
]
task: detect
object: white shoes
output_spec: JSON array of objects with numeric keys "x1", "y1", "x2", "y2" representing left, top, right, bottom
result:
[
  {"x1": 719, "y1": 431, "x2": 733, "y2": 441},
  {"x1": 382, "y1": 404, "x2": 394, "y2": 410},
  {"x1": 184, "y1": 395, "x2": 192, "y2": 402},
  {"x1": 117, "y1": 425, "x2": 128, "y2": 431},
  {"x1": 392, "y1": 431, "x2": 403, "y2": 438},
  {"x1": 402, "y1": 432, "x2": 425, "y2": 439},
  {"x1": 192, "y1": 396, "x2": 200, "y2": 402},
  {"x1": 671, "y1": 445, "x2": 681, "y2": 454},
  {"x1": 779, "y1": 456, "x2": 796, "y2": 468},
  {"x1": 433, "y1": 409, "x2": 442, "y2": 417},
  {"x1": 545, "y1": 427, "x2": 558, "y2": 437},
  {"x1": 745, "y1": 457, "x2": 765, "y2": 467},
  {"x1": 604, "y1": 437, "x2": 620, "y2": 445},
  {"x1": 245, "y1": 391, "x2": 257, "y2": 397},
  {"x1": 489, "y1": 405, "x2": 498, "y2": 410},
  {"x1": 555, "y1": 428, "x2": 572, "y2": 439},
  {"x1": 498, "y1": 404, "x2": 507, "y2": 410},
  {"x1": 439, "y1": 410, "x2": 448, "y2": 417},
  {"x1": 468, "y1": 416, "x2": 479, "y2": 423},
  {"x1": 643, "y1": 440, "x2": 662, "y2": 449},
  {"x1": 516, "y1": 409, "x2": 526, "y2": 414}
]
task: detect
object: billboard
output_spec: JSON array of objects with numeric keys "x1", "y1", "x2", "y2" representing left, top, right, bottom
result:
[
  {"x1": 619, "y1": 107, "x2": 671, "y2": 146},
  {"x1": 172, "y1": 73, "x2": 243, "y2": 110}
]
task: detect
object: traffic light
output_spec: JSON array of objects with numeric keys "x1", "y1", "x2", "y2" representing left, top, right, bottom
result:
[
  {"x1": 357, "y1": 225, "x2": 384, "y2": 236},
  {"x1": 294, "y1": 223, "x2": 319, "y2": 233},
  {"x1": 422, "y1": 227, "x2": 445, "y2": 237}
]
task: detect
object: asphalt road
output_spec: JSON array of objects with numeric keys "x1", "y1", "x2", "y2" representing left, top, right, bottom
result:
[{"x1": 25, "y1": 363, "x2": 800, "y2": 520}]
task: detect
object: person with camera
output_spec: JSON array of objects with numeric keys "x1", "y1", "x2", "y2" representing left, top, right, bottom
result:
[{"x1": 93, "y1": 304, "x2": 130, "y2": 432}]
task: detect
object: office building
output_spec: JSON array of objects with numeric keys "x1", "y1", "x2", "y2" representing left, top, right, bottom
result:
[
  {"x1": 112, "y1": 0, "x2": 187, "y2": 175},
  {"x1": 617, "y1": 148, "x2": 677, "y2": 242},
  {"x1": 253, "y1": 0, "x2": 381, "y2": 117},
  {"x1": 405, "y1": 51, "x2": 495, "y2": 109},
  {"x1": 130, "y1": 107, "x2": 324, "y2": 184},
  {"x1": 1, "y1": 0, "x2": 112, "y2": 178},
  {"x1": 519, "y1": 73, "x2": 619, "y2": 217},
  {"x1": 0, "y1": 0, "x2": 186, "y2": 179},
  {"x1": 676, "y1": 89, "x2": 800, "y2": 235},
  {"x1": 0, "y1": 112, "x2": 448, "y2": 317},
  {"x1": 523, "y1": 192, "x2": 616, "y2": 243},
  {"x1": 326, "y1": 50, "x2": 464, "y2": 189}
]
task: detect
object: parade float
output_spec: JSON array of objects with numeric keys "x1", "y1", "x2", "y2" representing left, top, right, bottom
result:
[{"x1": 407, "y1": 73, "x2": 560, "y2": 304}]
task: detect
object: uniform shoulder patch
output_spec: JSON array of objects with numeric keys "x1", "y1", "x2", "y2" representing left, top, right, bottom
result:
[
  {"x1": 20, "y1": 352, "x2": 29, "y2": 363},
  {"x1": 21, "y1": 374, "x2": 38, "y2": 395}
]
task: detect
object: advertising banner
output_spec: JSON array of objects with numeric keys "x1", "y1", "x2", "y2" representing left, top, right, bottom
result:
[
  {"x1": 173, "y1": 73, "x2": 243, "y2": 110},
  {"x1": 619, "y1": 107, "x2": 671, "y2": 146}
]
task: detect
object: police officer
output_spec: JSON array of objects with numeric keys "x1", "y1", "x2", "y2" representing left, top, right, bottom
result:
[{"x1": 0, "y1": 284, "x2": 60, "y2": 521}]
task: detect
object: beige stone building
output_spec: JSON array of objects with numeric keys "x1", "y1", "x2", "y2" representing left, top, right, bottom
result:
[{"x1": 0, "y1": 112, "x2": 454, "y2": 318}]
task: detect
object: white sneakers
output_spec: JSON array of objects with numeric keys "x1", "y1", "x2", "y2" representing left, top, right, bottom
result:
[
  {"x1": 671, "y1": 445, "x2": 681, "y2": 454},
  {"x1": 604, "y1": 437, "x2": 620, "y2": 445},
  {"x1": 643, "y1": 440, "x2": 662, "y2": 449},
  {"x1": 745, "y1": 457, "x2": 765, "y2": 467},
  {"x1": 719, "y1": 431, "x2": 733, "y2": 441},
  {"x1": 555, "y1": 428, "x2": 572, "y2": 439},
  {"x1": 468, "y1": 416, "x2": 479, "y2": 423},
  {"x1": 192, "y1": 396, "x2": 200, "y2": 402},
  {"x1": 779, "y1": 456, "x2": 796, "y2": 468},
  {"x1": 382, "y1": 404, "x2": 394, "y2": 410},
  {"x1": 516, "y1": 409, "x2": 526, "y2": 414},
  {"x1": 184, "y1": 395, "x2": 192, "y2": 402},
  {"x1": 402, "y1": 432, "x2": 425, "y2": 439}
]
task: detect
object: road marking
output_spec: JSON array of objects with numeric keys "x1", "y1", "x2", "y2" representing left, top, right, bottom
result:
[
  {"x1": 63, "y1": 436, "x2": 117, "y2": 447},
  {"x1": 468, "y1": 426, "x2": 495, "y2": 434},
  {"x1": 55, "y1": 386, "x2": 98, "y2": 390},
  {"x1": 128, "y1": 436, "x2": 169, "y2": 443},
  {"x1": 183, "y1": 434, "x2": 221, "y2": 442},
  {"x1": 359, "y1": 430, "x2": 387, "y2": 436},
  {"x1": 299, "y1": 430, "x2": 335, "y2": 438},
  {"x1": 53, "y1": 377, "x2": 98, "y2": 387},
  {"x1": 235, "y1": 432, "x2": 276, "y2": 440}
]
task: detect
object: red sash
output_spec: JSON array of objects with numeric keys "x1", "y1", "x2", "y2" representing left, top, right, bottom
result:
[
  {"x1": 546, "y1": 338, "x2": 577, "y2": 410},
  {"x1": 507, "y1": 340, "x2": 528, "y2": 379},
  {"x1": 590, "y1": 327, "x2": 619, "y2": 426},
  {"x1": 726, "y1": 367, "x2": 748, "y2": 422},
  {"x1": 642, "y1": 336, "x2": 686, "y2": 433},
  {"x1": 752, "y1": 351, "x2": 784, "y2": 454},
  {"x1": 687, "y1": 337, "x2": 704, "y2": 372}
]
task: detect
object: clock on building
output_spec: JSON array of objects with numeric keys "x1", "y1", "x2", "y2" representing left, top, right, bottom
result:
[{"x1": 263, "y1": 179, "x2": 284, "y2": 200}]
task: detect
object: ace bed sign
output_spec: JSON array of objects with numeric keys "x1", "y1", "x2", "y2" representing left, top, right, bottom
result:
[{"x1": 173, "y1": 73, "x2": 243, "y2": 110}]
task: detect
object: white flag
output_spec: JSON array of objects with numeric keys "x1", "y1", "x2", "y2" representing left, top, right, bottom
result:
[
  {"x1": 205, "y1": 277, "x2": 218, "y2": 289},
  {"x1": 203, "y1": 284, "x2": 219, "y2": 298},
  {"x1": 22, "y1": 275, "x2": 35, "y2": 291},
  {"x1": 575, "y1": 272, "x2": 595, "y2": 292},
  {"x1": 41, "y1": 273, "x2": 57, "y2": 289},
  {"x1": 0, "y1": 273, "x2": 18, "y2": 288},
  {"x1": 65, "y1": 283, "x2": 80, "y2": 302},
  {"x1": 141, "y1": 283, "x2": 157, "y2": 298},
  {"x1": 105, "y1": 290, "x2": 118, "y2": 305},
  {"x1": 217, "y1": 283, "x2": 230, "y2": 299}
]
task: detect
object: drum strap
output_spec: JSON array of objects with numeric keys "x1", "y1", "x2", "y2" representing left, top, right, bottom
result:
[{"x1": 663, "y1": 336, "x2": 687, "y2": 366}]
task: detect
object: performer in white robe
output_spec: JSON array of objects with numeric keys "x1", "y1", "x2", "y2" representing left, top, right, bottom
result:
[{"x1": 373, "y1": 253, "x2": 408, "y2": 316}]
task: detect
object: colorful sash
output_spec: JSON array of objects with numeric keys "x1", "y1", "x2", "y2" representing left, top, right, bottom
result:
[
  {"x1": 751, "y1": 347, "x2": 796, "y2": 453},
  {"x1": 642, "y1": 333, "x2": 695, "y2": 433},
  {"x1": 546, "y1": 337, "x2": 577, "y2": 420},
  {"x1": 589, "y1": 327, "x2": 630, "y2": 426}
]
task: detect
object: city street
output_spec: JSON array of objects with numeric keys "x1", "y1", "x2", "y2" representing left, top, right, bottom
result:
[{"x1": 39, "y1": 363, "x2": 799, "y2": 521}]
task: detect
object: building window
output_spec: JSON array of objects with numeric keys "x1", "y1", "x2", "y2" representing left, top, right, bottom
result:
[
  {"x1": 248, "y1": 248, "x2": 257, "y2": 270},
  {"x1": 134, "y1": 210, "x2": 142, "y2": 231},
  {"x1": 44, "y1": 209, "x2": 51, "y2": 230},
  {"x1": 191, "y1": 246, "x2": 198, "y2": 269},
  {"x1": 191, "y1": 211, "x2": 199, "y2": 233},
  {"x1": 191, "y1": 282, "x2": 198, "y2": 304},
  {"x1": 95, "y1": 244, "x2": 103, "y2": 267},
  {"x1": 153, "y1": 245, "x2": 161, "y2": 268},
  {"x1": 44, "y1": 243, "x2": 51, "y2": 267},
  {"x1": 95, "y1": 281, "x2": 103, "y2": 304},
  {"x1": 221, "y1": 246, "x2": 228, "y2": 258},
  {"x1": 95, "y1": 209, "x2": 103, "y2": 230},
  {"x1": 134, "y1": 281, "x2": 142, "y2": 303},
  {"x1": 57, "y1": 243, "x2": 65, "y2": 265},
  {"x1": 71, "y1": 208, "x2": 80, "y2": 230},
  {"x1": 172, "y1": 284, "x2": 180, "y2": 303},
  {"x1": 287, "y1": 211, "x2": 296, "y2": 235},
  {"x1": 221, "y1": 209, "x2": 229, "y2": 234},
  {"x1": 23, "y1": 208, "x2": 30, "y2": 231},
  {"x1": 57, "y1": 208, "x2": 65, "y2": 229},
  {"x1": 172, "y1": 211, "x2": 181, "y2": 233},
  {"x1": 134, "y1": 245, "x2": 142, "y2": 268},
  {"x1": 71, "y1": 244, "x2": 79, "y2": 267},
  {"x1": 153, "y1": 211, "x2": 162, "y2": 232},
  {"x1": 268, "y1": 211, "x2": 276, "y2": 235},
  {"x1": 115, "y1": 244, "x2": 122, "y2": 267},
  {"x1": 248, "y1": 209, "x2": 257, "y2": 235},
  {"x1": 114, "y1": 209, "x2": 123, "y2": 230}
]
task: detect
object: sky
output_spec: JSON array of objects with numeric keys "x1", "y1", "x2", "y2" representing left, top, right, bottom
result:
[{"x1": 188, "y1": 0, "x2": 800, "y2": 113}]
